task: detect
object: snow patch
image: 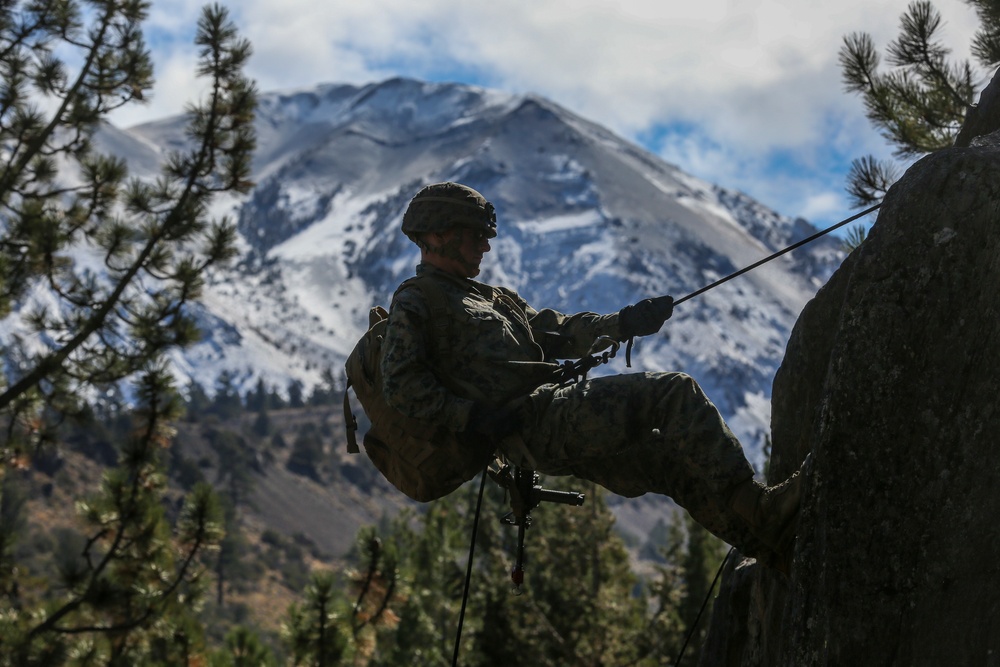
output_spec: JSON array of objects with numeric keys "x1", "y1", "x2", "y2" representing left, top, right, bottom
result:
[{"x1": 515, "y1": 210, "x2": 603, "y2": 233}]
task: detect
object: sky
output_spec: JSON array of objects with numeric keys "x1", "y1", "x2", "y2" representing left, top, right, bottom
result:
[{"x1": 110, "y1": 0, "x2": 990, "y2": 231}]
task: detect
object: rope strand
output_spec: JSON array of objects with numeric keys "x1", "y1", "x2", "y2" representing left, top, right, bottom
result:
[
  {"x1": 672, "y1": 547, "x2": 734, "y2": 666},
  {"x1": 674, "y1": 203, "x2": 881, "y2": 307},
  {"x1": 452, "y1": 468, "x2": 489, "y2": 667}
]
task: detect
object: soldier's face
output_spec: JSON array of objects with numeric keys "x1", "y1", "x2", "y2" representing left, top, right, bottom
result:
[{"x1": 425, "y1": 227, "x2": 491, "y2": 277}]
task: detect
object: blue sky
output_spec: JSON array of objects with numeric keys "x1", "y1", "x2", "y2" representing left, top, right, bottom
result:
[{"x1": 112, "y1": 0, "x2": 989, "y2": 231}]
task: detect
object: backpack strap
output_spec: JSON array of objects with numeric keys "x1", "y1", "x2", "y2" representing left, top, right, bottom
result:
[
  {"x1": 407, "y1": 274, "x2": 452, "y2": 362},
  {"x1": 406, "y1": 275, "x2": 494, "y2": 405},
  {"x1": 343, "y1": 276, "x2": 455, "y2": 456},
  {"x1": 344, "y1": 304, "x2": 389, "y2": 455}
]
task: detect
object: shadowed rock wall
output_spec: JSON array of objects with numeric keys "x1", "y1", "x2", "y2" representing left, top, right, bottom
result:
[{"x1": 701, "y1": 134, "x2": 1000, "y2": 666}]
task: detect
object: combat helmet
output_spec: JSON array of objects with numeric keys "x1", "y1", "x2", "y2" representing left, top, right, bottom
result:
[{"x1": 401, "y1": 182, "x2": 497, "y2": 243}]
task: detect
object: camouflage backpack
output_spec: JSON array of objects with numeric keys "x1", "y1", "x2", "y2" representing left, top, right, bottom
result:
[{"x1": 342, "y1": 276, "x2": 495, "y2": 502}]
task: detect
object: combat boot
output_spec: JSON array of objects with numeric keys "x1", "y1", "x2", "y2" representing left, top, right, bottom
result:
[{"x1": 728, "y1": 466, "x2": 804, "y2": 563}]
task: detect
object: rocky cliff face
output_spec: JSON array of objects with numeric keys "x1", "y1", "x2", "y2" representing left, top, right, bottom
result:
[{"x1": 701, "y1": 132, "x2": 1000, "y2": 666}]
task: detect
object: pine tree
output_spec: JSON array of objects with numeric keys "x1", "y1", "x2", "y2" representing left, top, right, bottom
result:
[
  {"x1": 641, "y1": 520, "x2": 688, "y2": 663},
  {"x1": 358, "y1": 475, "x2": 689, "y2": 666},
  {"x1": 215, "y1": 496, "x2": 250, "y2": 607},
  {"x1": 675, "y1": 515, "x2": 729, "y2": 666},
  {"x1": 0, "y1": 365, "x2": 226, "y2": 664},
  {"x1": 0, "y1": 2, "x2": 256, "y2": 663},
  {"x1": 252, "y1": 405, "x2": 273, "y2": 437},
  {"x1": 840, "y1": 0, "x2": 1000, "y2": 207},
  {"x1": 0, "y1": 0, "x2": 256, "y2": 466},
  {"x1": 208, "y1": 428, "x2": 256, "y2": 506},
  {"x1": 287, "y1": 379, "x2": 305, "y2": 409},
  {"x1": 368, "y1": 503, "x2": 466, "y2": 666},
  {"x1": 185, "y1": 379, "x2": 213, "y2": 422},
  {"x1": 245, "y1": 377, "x2": 270, "y2": 412},
  {"x1": 288, "y1": 422, "x2": 325, "y2": 481},
  {"x1": 209, "y1": 625, "x2": 278, "y2": 666},
  {"x1": 0, "y1": 473, "x2": 29, "y2": 603},
  {"x1": 307, "y1": 366, "x2": 340, "y2": 406},
  {"x1": 282, "y1": 571, "x2": 350, "y2": 667},
  {"x1": 210, "y1": 370, "x2": 245, "y2": 420},
  {"x1": 270, "y1": 473, "x2": 699, "y2": 666}
]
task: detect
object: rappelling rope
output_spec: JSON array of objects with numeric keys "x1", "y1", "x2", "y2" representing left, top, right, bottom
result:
[
  {"x1": 674, "y1": 202, "x2": 881, "y2": 307},
  {"x1": 453, "y1": 468, "x2": 489, "y2": 667},
  {"x1": 625, "y1": 202, "x2": 881, "y2": 365},
  {"x1": 672, "y1": 547, "x2": 734, "y2": 666}
]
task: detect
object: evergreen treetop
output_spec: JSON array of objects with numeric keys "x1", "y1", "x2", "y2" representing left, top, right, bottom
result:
[
  {"x1": 0, "y1": 0, "x2": 256, "y2": 467},
  {"x1": 840, "y1": 0, "x2": 1000, "y2": 207}
]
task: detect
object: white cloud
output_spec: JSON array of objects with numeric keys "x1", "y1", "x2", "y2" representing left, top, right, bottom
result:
[
  {"x1": 110, "y1": 0, "x2": 988, "y2": 223},
  {"x1": 800, "y1": 191, "x2": 848, "y2": 224}
]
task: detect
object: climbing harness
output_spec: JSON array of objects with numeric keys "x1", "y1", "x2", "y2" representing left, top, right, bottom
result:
[{"x1": 451, "y1": 202, "x2": 882, "y2": 665}]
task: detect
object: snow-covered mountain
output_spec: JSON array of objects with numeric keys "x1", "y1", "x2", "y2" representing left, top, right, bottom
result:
[{"x1": 106, "y1": 76, "x2": 843, "y2": 468}]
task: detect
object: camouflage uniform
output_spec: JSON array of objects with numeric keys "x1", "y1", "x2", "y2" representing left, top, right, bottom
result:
[{"x1": 382, "y1": 263, "x2": 763, "y2": 553}]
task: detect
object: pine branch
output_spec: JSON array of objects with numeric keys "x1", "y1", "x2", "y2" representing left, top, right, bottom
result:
[
  {"x1": 840, "y1": 1, "x2": 994, "y2": 203},
  {"x1": 887, "y1": 1, "x2": 972, "y2": 109},
  {"x1": 840, "y1": 32, "x2": 881, "y2": 94},
  {"x1": 965, "y1": 0, "x2": 1000, "y2": 66},
  {"x1": 25, "y1": 367, "x2": 214, "y2": 641},
  {"x1": 0, "y1": 3, "x2": 116, "y2": 200},
  {"x1": 0, "y1": 3, "x2": 255, "y2": 413}
]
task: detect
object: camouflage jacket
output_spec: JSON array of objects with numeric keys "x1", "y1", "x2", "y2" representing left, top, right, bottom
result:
[{"x1": 381, "y1": 263, "x2": 623, "y2": 432}]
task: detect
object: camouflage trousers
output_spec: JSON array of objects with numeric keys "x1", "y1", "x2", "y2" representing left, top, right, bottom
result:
[{"x1": 505, "y1": 371, "x2": 765, "y2": 555}]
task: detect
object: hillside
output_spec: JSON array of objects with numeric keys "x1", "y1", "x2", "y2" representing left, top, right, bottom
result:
[
  {"x1": 13, "y1": 400, "x2": 408, "y2": 635},
  {"x1": 16, "y1": 393, "x2": 704, "y2": 644}
]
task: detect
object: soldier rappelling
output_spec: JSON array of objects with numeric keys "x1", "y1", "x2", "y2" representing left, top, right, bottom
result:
[{"x1": 349, "y1": 181, "x2": 807, "y2": 570}]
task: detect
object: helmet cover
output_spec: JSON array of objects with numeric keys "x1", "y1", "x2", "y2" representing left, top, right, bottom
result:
[{"x1": 401, "y1": 182, "x2": 497, "y2": 241}]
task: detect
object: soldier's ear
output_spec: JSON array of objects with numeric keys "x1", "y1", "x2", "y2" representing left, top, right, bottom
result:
[
  {"x1": 418, "y1": 231, "x2": 444, "y2": 254},
  {"x1": 422, "y1": 232, "x2": 439, "y2": 247},
  {"x1": 426, "y1": 230, "x2": 456, "y2": 248}
]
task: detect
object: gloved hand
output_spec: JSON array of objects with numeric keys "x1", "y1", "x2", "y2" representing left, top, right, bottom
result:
[
  {"x1": 467, "y1": 401, "x2": 524, "y2": 440},
  {"x1": 618, "y1": 295, "x2": 674, "y2": 339}
]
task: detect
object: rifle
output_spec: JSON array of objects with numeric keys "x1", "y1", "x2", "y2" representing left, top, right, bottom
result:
[{"x1": 490, "y1": 461, "x2": 585, "y2": 593}]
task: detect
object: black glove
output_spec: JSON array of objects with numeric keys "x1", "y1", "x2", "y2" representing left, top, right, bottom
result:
[
  {"x1": 618, "y1": 295, "x2": 674, "y2": 339},
  {"x1": 467, "y1": 401, "x2": 524, "y2": 440}
]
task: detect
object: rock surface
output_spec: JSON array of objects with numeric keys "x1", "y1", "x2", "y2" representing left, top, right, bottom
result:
[{"x1": 701, "y1": 132, "x2": 1000, "y2": 666}]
